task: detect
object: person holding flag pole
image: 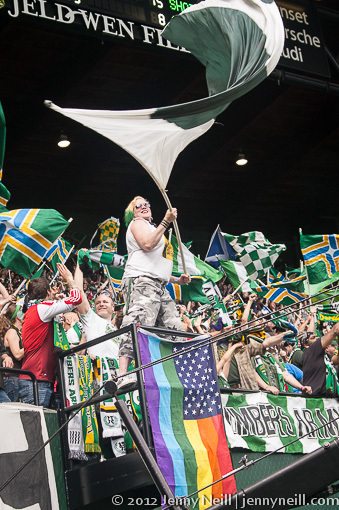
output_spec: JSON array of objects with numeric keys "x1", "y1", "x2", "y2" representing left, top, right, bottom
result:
[{"x1": 117, "y1": 196, "x2": 191, "y2": 389}]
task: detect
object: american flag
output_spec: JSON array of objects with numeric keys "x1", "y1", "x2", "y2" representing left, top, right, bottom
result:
[{"x1": 174, "y1": 343, "x2": 221, "y2": 418}]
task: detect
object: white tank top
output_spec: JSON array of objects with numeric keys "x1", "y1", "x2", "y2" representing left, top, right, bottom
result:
[{"x1": 123, "y1": 218, "x2": 173, "y2": 283}]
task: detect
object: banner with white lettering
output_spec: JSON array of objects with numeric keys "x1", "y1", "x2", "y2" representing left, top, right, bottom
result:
[{"x1": 221, "y1": 392, "x2": 339, "y2": 454}]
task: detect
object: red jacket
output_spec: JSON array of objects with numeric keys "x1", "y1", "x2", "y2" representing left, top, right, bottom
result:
[{"x1": 20, "y1": 290, "x2": 82, "y2": 382}]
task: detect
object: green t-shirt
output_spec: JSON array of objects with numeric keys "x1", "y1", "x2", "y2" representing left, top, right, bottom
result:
[
  {"x1": 252, "y1": 355, "x2": 286, "y2": 390},
  {"x1": 290, "y1": 349, "x2": 303, "y2": 370},
  {"x1": 227, "y1": 356, "x2": 240, "y2": 386}
]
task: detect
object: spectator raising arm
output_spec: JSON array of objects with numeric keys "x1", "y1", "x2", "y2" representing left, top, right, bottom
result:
[
  {"x1": 216, "y1": 342, "x2": 243, "y2": 379},
  {"x1": 322, "y1": 323, "x2": 339, "y2": 365},
  {"x1": 71, "y1": 261, "x2": 91, "y2": 315},
  {"x1": 241, "y1": 294, "x2": 257, "y2": 325}
]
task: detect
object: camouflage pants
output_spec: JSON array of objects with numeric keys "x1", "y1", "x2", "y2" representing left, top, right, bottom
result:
[{"x1": 118, "y1": 276, "x2": 183, "y2": 359}]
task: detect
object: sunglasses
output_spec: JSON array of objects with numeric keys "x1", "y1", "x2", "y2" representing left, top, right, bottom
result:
[{"x1": 134, "y1": 202, "x2": 151, "y2": 210}]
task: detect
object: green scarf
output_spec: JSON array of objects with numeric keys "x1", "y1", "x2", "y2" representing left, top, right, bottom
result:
[
  {"x1": 324, "y1": 354, "x2": 339, "y2": 396},
  {"x1": 54, "y1": 321, "x2": 70, "y2": 350},
  {"x1": 77, "y1": 355, "x2": 101, "y2": 453},
  {"x1": 253, "y1": 354, "x2": 286, "y2": 392},
  {"x1": 54, "y1": 321, "x2": 82, "y2": 350}
]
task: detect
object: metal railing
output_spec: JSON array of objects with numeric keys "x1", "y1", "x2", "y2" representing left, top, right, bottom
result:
[
  {"x1": 0, "y1": 367, "x2": 39, "y2": 405},
  {"x1": 56, "y1": 323, "x2": 200, "y2": 469}
]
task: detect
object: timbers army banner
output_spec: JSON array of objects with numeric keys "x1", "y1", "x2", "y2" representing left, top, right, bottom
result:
[
  {"x1": 0, "y1": 403, "x2": 59, "y2": 510},
  {"x1": 221, "y1": 392, "x2": 339, "y2": 454}
]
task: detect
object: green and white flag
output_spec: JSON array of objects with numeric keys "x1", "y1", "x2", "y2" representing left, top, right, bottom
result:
[
  {"x1": 221, "y1": 392, "x2": 339, "y2": 454},
  {"x1": 78, "y1": 249, "x2": 125, "y2": 271},
  {"x1": 222, "y1": 231, "x2": 286, "y2": 282},
  {"x1": 218, "y1": 259, "x2": 250, "y2": 292},
  {"x1": 46, "y1": 0, "x2": 284, "y2": 191},
  {"x1": 171, "y1": 235, "x2": 223, "y2": 283}
]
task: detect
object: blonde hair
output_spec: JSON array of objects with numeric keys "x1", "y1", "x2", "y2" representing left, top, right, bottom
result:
[{"x1": 124, "y1": 196, "x2": 148, "y2": 227}]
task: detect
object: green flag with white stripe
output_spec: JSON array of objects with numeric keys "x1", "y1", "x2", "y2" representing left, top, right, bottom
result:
[
  {"x1": 218, "y1": 259, "x2": 251, "y2": 292},
  {"x1": 171, "y1": 235, "x2": 223, "y2": 283}
]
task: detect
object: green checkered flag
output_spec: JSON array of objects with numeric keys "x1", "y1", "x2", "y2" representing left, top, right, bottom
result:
[{"x1": 222, "y1": 231, "x2": 286, "y2": 282}]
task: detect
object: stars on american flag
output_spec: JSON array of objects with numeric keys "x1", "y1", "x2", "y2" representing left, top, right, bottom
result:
[{"x1": 173, "y1": 342, "x2": 221, "y2": 419}]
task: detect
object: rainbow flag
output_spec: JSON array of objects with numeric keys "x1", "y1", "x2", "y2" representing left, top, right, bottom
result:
[{"x1": 138, "y1": 329, "x2": 236, "y2": 510}]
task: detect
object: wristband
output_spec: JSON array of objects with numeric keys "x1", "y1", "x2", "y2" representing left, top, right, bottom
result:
[
  {"x1": 265, "y1": 384, "x2": 269, "y2": 390},
  {"x1": 161, "y1": 220, "x2": 169, "y2": 229},
  {"x1": 300, "y1": 385, "x2": 304, "y2": 391}
]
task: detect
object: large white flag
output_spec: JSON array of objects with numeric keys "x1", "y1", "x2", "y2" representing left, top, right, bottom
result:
[{"x1": 46, "y1": 0, "x2": 284, "y2": 189}]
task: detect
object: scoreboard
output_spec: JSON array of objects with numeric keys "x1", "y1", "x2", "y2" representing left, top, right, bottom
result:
[{"x1": 61, "y1": 0, "x2": 200, "y2": 28}]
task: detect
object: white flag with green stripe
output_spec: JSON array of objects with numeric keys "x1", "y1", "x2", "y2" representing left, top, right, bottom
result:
[
  {"x1": 45, "y1": 0, "x2": 284, "y2": 190},
  {"x1": 221, "y1": 392, "x2": 339, "y2": 454}
]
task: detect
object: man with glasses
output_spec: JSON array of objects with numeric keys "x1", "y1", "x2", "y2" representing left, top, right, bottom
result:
[
  {"x1": 117, "y1": 196, "x2": 191, "y2": 389},
  {"x1": 70, "y1": 260, "x2": 120, "y2": 360}
]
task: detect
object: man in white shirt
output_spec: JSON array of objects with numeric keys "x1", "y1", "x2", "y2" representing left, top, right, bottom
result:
[{"x1": 68, "y1": 262, "x2": 120, "y2": 359}]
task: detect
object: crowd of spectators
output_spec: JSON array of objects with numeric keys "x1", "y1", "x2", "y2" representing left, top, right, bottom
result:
[{"x1": 0, "y1": 264, "x2": 338, "y2": 406}]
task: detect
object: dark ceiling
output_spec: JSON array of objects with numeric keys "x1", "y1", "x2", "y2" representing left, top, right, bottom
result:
[{"x1": 0, "y1": 0, "x2": 339, "y2": 269}]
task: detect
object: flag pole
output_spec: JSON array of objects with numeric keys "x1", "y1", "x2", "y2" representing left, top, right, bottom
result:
[
  {"x1": 0, "y1": 262, "x2": 45, "y2": 315},
  {"x1": 103, "y1": 264, "x2": 119, "y2": 304},
  {"x1": 299, "y1": 227, "x2": 311, "y2": 297},
  {"x1": 44, "y1": 217, "x2": 74, "y2": 285},
  {"x1": 231, "y1": 276, "x2": 250, "y2": 296},
  {"x1": 50, "y1": 244, "x2": 75, "y2": 286},
  {"x1": 159, "y1": 188, "x2": 187, "y2": 275}
]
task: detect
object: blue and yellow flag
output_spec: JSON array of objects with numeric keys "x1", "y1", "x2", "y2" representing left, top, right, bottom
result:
[
  {"x1": 300, "y1": 234, "x2": 339, "y2": 284},
  {"x1": 0, "y1": 209, "x2": 70, "y2": 277}
]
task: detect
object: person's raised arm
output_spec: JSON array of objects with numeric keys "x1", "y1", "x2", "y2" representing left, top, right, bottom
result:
[
  {"x1": 216, "y1": 342, "x2": 243, "y2": 377},
  {"x1": 306, "y1": 305, "x2": 317, "y2": 333},
  {"x1": 240, "y1": 294, "x2": 256, "y2": 325},
  {"x1": 169, "y1": 274, "x2": 191, "y2": 285},
  {"x1": 262, "y1": 331, "x2": 292, "y2": 349},
  {"x1": 58, "y1": 262, "x2": 89, "y2": 315},
  {"x1": 321, "y1": 323, "x2": 339, "y2": 351},
  {"x1": 63, "y1": 262, "x2": 90, "y2": 315},
  {"x1": 130, "y1": 208, "x2": 177, "y2": 251}
]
